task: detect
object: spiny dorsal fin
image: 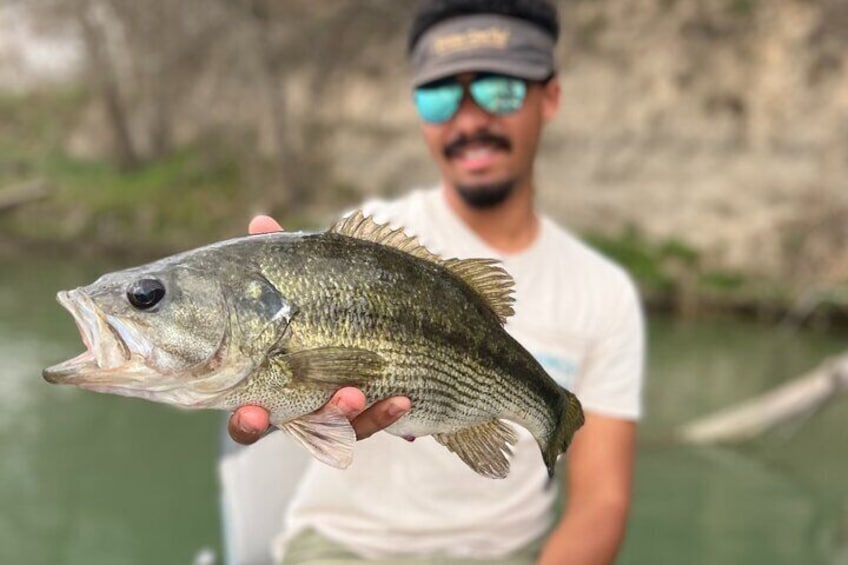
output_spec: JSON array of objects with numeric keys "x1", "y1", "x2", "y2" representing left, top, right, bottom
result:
[
  {"x1": 330, "y1": 210, "x2": 440, "y2": 262},
  {"x1": 433, "y1": 419, "x2": 518, "y2": 479},
  {"x1": 331, "y1": 211, "x2": 516, "y2": 324}
]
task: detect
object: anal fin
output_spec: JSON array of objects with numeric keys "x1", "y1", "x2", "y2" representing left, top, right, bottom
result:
[
  {"x1": 278, "y1": 404, "x2": 356, "y2": 469},
  {"x1": 433, "y1": 419, "x2": 518, "y2": 479}
]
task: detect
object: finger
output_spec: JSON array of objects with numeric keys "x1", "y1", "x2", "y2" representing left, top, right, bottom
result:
[
  {"x1": 248, "y1": 215, "x2": 283, "y2": 235},
  {"x1": 228, "y1": 405, "x2": 271, "y2": 445},
  {"x1": 324, "y1": 387, "x2": 368, "y2": 420},
  {"x1": 351, "y1": 396, "x2": 411, "y2": 440}
]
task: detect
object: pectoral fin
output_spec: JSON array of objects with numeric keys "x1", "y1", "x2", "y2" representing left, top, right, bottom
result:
[
  {"x1": 433, "y1": 420, "x2": 518, "y2": 479},
  {"x1": 279, "y1": 404, "x2": 357, "y2": 469},
  {"x1": 273, "y1": 346, "x2": 385, "y2": 468},
  {"x1": 279, "y1": 347, "x2": 385, "y2": 388}
]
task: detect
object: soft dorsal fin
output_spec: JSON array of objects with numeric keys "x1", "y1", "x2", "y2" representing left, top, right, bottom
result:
[
  {"x1": 442, "y1": 258, "x2": 515, "y2": 324},
  {"x1": 330, "y1": 210, "x2": 515, "y2": 324}
]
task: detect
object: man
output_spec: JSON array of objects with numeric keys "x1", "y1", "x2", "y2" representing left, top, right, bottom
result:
[{"x1": 225, "y1": 1, "x2": 644, "y2": 563}]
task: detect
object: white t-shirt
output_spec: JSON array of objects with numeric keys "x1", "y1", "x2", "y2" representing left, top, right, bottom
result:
[{"x1": 280, "y1": 187, "x2": 644, "y2": 559}]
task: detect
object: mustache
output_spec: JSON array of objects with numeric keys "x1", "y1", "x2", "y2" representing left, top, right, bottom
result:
[{"x1": 443, "y1": 131, "x2": 511, "y2": 158}]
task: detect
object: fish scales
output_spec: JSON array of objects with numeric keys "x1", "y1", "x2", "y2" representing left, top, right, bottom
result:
[
  {"x1": 259, "y1": 239, "x2": 534, "y2": 396},
  {"x1": 43, "y1": 211, "x2": 584, "y2": 478}
]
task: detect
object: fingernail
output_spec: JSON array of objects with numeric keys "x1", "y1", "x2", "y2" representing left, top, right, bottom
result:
[
  {"x1": 388, "y1": 400, "x2": 409, "y2": 418},
  {"x1": 234, "y1": 417, "x2": 253, "y2": 436},
  {"x1": 332, "y1": 397, "x2": 354, "y2": 416}
]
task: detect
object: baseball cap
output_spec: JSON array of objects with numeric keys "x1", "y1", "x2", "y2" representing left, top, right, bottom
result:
[{"x1": 409, "y1": 14, "x2": 556, "y2": 87}]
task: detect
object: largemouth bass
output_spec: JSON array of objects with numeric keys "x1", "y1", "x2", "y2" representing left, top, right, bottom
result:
[{"x1": 43, "y1": 212, "x2": 584, "y2": 478}]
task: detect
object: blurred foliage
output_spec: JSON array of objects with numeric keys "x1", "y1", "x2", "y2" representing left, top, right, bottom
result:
[
  {"x1": 587, "y1": 228, "x2": 678, "y2": 294},
  {"x1": 0, "y1": 88, "x2": 83, "y2": 169},
  {"x1": 699, "y1": 271, "x2": 746, "y2": 291},
  {"x1": 583, "y1": 227, "x2": 837, "y2": 320},
  {"x1": 0, "y1": 88, "x2": 251, "y2": 250},
  {"x1": 728, "y1": 0, "x2": 757, "y2": 17},
  {"x1": 3, "y1": 147, "x2": 243, "y2": 253},
  {"x1": 0, "y1": 86, "x2": 347, "y2": 254}
]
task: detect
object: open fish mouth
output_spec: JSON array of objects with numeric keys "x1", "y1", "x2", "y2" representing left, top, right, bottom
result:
[
  {"x1": 43, "y1": 289, "x2": 251, "y2": 406},
  {"x1": 42, "y1": 289, "x2": 154, "y2": 389}
]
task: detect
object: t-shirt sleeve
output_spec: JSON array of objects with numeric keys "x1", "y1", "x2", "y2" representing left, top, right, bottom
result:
[{"x1": 574, "y1": 272, "x2": 645, "y2": 420}]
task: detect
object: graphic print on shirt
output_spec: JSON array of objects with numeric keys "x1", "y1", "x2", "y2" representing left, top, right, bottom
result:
[{"x1": 532, "y1": 348, "x2": 584, "y2": 391}]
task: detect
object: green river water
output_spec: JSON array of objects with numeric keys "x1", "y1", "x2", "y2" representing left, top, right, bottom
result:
[{"x1": 1, "y1": 256, "x2": 847, "y2": 564}]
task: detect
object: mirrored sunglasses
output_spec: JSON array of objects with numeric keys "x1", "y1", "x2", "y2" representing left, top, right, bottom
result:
[{"x1": 413, "y1": 74, "x2": 528, "y2": 124}]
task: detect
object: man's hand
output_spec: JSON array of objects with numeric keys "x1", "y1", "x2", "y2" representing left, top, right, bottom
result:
[
  {"x1": 227, "y1": 388, "x2": 412, "y2": 445},
  {"x1": 227, "y1": 215, "x2": 411, "y2": 445}
]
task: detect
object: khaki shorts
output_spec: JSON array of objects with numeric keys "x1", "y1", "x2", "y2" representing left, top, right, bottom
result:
[{"x1": 280, "y1": 529, "x2": 544, "y2": 565}]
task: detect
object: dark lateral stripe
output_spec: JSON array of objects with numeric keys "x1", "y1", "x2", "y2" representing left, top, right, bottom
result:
[
  {"x1": 388, "y1": 353, "x2": 552, "y2": 433},
  {"x1": 384, "y1": 353, "x2": 549, "y2": 429}
]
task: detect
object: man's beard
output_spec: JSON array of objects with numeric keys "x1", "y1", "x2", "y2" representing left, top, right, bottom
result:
[
  {"x1": 445, "y1": 130, "x2": 515, "y2": 209},
  {"x1": 455, "y1": 179, "x2": 516, "y2": 209}
]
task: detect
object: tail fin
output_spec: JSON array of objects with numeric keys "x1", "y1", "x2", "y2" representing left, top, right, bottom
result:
[{"x1": 541, "y1": 389, "x2": 585, "y2": 477}]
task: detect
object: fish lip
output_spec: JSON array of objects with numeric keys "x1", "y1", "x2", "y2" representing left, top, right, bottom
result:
[
  {"x1": 43, "y1": 289, "x2": 134, "y2": 384},
  {"x1": 43, "y1": 287, "x2": 253, "y2": 408},
  {"x1": 42, "y1": 289, "x2": 244, "y2": 402}
]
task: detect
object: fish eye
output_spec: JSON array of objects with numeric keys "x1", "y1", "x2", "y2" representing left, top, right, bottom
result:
[{"x1": 127, "y1": 278, "x2": 166, "y2": 310}]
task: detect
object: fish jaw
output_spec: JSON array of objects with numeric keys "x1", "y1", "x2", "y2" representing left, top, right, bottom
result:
[
  {"x1": 43, "y1": 289, "x2": 256, "y2": 408},
  {"x1": 43, "y1": 289, "x2": 136, "y2": 383}
]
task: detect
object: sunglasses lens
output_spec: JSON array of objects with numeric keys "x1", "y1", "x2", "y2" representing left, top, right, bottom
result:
[
  {"x1": 470, "y1": 76, "x2": 527, "y2": 115},
  {"x1": 414, "y1": 82, "x2": 463, "y2": 123}
]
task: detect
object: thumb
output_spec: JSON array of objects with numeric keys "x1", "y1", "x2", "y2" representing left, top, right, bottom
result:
[{"x1": 249, "y1": 215, "x2": 283, "y2": 235}]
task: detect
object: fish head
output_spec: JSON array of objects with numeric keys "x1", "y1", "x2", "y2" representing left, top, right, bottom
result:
[{"x1": 42, "y1": 260, "x2": 275, "y2": 407}]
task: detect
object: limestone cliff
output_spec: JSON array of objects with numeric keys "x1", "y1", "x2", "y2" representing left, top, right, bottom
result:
[{"x1": 324, "y1": 0, "x2": 848, "y2": 290}]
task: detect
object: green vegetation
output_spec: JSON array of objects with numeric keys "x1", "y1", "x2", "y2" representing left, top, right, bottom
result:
[
  {"x1": 586, "y1": 228, "x2": 701, "y2": 297},
  {"x1": 0, "y1": 90, "x2": 308, "y2": 255},
  {"x1": 585, "y1": 227, "x2": 806, "y2": 318},
  {"x1": 699, "y1": 271, "x2": 746, "y2": 292},
  {"x1": 2, "y1": 145, "x2": 249, "y2": 254},
  {"x1": 728, "y1": 0, "x2": 757, "y2": 17}
]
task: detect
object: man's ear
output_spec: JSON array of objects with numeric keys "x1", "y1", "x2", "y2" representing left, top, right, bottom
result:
[{"x1": 541, "y1": 76, "x2": 561, "y2": 122}]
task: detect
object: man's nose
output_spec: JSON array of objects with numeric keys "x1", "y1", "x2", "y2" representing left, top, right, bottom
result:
[{"x1": 451, "y1": 93, "x2": 493, "y2": 132}]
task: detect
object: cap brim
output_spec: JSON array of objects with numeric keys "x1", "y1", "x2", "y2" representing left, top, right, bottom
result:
[{"x1": 412, "y1": 57, "x2": 552, "y2": 87}]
